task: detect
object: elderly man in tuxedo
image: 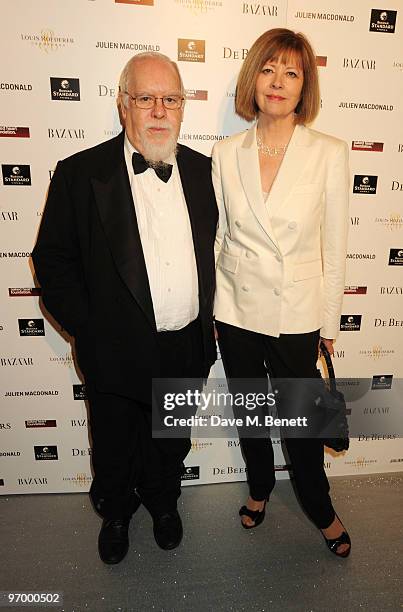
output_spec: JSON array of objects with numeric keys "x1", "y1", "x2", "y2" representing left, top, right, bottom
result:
[{"x1": 32, "y1": 52, "x2": 217, "y2": 564}]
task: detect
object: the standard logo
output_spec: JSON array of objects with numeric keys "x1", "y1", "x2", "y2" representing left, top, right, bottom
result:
[
  {"x1": 1, "y1": 165, "x2": 31, "y2": 186},
  {"x1": 34, "y1": 445, "x2": 58, "y2": 460},
  {"x1": 369, "y1": 9, "x2": 397, "y2": 33},
  {"x1": 18, "y1": 319, "x2": 45, "y2": 337},
  {"x1": 340, "y1": 315, "x2": 362, "y2": 331},
  {"x1": 388, "y1": 249, "x2": 403, "y2": 265},
  {"x1": 50, "y1": 78, "x2": 80, "y2": 101},
  {"x1": 352, "y1": 141, "x2": 383, "y2": 152},
  {"x1": 181, "y1": 466, "x2": 200, "y2": 481},
  {"x1": 178, "y1": 39, "x2": 205, "y2": 63},
  {"x1": 73, "y1": 384, "x2": 87, "y2": 400},
  {"x1": 316, "y1": 56, "x2": 327, "y2": 66},
  {"x1": 353, "y1": 175, "x2": 378, "y2": 194},
  {"x1": 371, "y1": 375, "x2": 393, "y2": 390},
  {"x1": 0, "y1": 126, "x2": 30, "y2": 138}
]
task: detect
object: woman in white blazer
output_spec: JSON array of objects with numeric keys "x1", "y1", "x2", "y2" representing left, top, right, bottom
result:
[{"x1": 213, "y1": 29, "x2": 350, "y2": 557}]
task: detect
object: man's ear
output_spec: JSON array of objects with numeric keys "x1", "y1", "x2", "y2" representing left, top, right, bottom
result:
[{"x1": 118, "y1": 95, "x2": 127, "y2": 124}]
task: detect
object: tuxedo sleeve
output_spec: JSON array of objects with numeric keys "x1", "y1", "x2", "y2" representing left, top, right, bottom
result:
[{"x1": 32, "y1": 161, "x2": 89, "y2": 336}]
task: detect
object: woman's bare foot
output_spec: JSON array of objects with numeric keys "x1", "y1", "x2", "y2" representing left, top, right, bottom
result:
[
  {"x1": 240, "y1": 496, "x2": 266, "y2": 527},
  {"x1": 321, "y1": 515, "x2": 350, "y2": 555}
]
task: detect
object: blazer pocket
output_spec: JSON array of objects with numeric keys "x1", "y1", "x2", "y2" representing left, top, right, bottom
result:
[
  {"x1": 217, "y1": 251, "x2": 239, "y2": 274},
  {"x1": 292, "y1": 183, "x2": 322, "y2": 195},
  {"x1": 293, "y1": 259, "x2": 322, "y2": 281}
]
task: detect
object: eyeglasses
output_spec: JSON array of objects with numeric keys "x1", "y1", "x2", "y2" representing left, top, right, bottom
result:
[{"x1": 124, "y1": 92, "x2": 184, "y2": 110}]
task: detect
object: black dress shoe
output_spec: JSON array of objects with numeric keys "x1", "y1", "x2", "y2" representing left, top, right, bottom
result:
[
  {"x1": 98, "y1": 518, "x2": 130, "y2": 564},
  {"x1": 153, "y1": 510, "x2": 183, "y2": 550}
]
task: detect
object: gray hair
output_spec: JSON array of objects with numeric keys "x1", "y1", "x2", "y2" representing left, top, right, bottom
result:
[{"x1": 118, "y1": 52, "x2": 184, "y2": 109}]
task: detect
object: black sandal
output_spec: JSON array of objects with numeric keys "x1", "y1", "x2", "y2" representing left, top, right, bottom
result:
[
  {"x1": 322, "y1": 518, "x2": 351, "y2": 558},
  {"x1": 239, "y1": 502, "x2": 266, "y2": 530}
]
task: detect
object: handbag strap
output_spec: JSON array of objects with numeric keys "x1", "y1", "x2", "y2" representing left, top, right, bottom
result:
[{"x1": 319, "y1": 341, "x2": 337, "y2": 394}]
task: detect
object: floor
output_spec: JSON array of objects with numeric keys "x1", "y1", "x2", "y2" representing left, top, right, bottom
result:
[{"x1": 1, "y1": 473, "x2": 402, "y2": 612}]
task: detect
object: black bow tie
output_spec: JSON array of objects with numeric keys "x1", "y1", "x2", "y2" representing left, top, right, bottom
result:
[{"x1": 132, "y1": 152, "x2": 173, "y2": 183}]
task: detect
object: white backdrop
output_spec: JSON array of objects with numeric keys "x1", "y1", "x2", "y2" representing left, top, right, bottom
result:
[{"x1": 1, "y1": 0, "x2": 402, "y2": 495}]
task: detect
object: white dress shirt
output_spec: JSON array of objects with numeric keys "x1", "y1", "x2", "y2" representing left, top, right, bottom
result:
[{"x1": 124, "y1": 134, "x2": 199, "y2": 331}]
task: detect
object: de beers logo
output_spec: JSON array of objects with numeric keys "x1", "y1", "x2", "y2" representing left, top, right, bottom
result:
[{"x1": 178, "y1": 39, "x2": 205, "y2": 62}]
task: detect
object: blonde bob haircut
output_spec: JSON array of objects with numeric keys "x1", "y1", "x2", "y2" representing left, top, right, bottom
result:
[{"x1": 235, "y1": 28, "x2": 320, "y2": 125}]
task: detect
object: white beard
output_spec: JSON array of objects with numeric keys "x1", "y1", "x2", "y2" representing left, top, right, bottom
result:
[{"x1": 139, "y1": 122, "x2": 179, "y2": 162}]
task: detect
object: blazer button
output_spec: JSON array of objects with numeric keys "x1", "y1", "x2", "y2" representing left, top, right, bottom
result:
[
  {"x1": 242, "y1": 285, "x2": 250, "y2": 292},
  {"x1": 273, "y1": 288, "x2": 281, "y2": 296},
  {"x1": 288, "y1": 221, "x2": 297, "y2": 230},
  {"x1": 235, "y1": 220, "x2": 242, "y2": 228},
  {"x1": 245, "y1": 251, "x2": 252, "y2": 259},
  {"x1": 275, "y1": 253, "x2": 282, "y2": 262}
]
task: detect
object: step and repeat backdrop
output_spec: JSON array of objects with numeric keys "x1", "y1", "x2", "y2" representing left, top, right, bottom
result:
[{"x1": 1, "y1": 0, "x2": 402, "y2": 495}]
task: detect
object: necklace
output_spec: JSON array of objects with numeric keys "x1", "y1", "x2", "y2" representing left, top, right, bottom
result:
[{"x1": 256, "y1": 134, "x2": 288, "y2": 157}]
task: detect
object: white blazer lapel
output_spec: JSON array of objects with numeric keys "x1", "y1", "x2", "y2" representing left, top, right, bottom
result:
[
  {"x1": 267, "y1": 124, "x2": 313, "y2": 217},
  {"x1": 237, "y1": 124, "x2": 280, "y2": 252}
]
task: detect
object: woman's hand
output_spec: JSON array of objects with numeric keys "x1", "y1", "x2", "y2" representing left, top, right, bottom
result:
[{"x1": 319, "y1": 337, "x2": 334, "y2": 356}]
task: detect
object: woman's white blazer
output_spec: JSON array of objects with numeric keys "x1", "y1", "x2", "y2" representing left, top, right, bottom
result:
[{"x1": 212, "y1": 123, "x2": 349, "y2": 339}]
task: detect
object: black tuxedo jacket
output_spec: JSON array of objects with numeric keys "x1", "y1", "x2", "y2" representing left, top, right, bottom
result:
[{"x1": 32, "y1": 132, "x2": 218, "y2": 403}]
